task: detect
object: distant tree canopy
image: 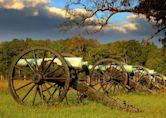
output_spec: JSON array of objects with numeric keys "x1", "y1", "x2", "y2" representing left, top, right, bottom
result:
[
  {"x1": 0, "y1": 37, "x2": 165, "y2": 78},
  {"x1": 108, "y1": 40, "x2": 146, "y2": 64}
]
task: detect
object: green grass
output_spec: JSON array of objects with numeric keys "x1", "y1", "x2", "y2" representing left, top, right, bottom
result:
[{"x1": 0, "y1": 80, "x2": 166, "y2": 118}]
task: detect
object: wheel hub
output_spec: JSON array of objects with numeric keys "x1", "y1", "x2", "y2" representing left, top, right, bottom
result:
[{"x1": 34, "y1": 74, "x2": 45, "y2": 85}]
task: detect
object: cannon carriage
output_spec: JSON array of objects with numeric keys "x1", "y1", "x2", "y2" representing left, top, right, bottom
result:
[
  {"x1": 89, "y1": 59, "x2": 166, "y2": 95},
  {"x1": 8, "y1": 46, "x2": 166, "y2": 112},
  {"x1": 150, "y1": 73, "x2": 166, "y2": 90},
  {"x1": 9, "y1": 47, "x2": 142, "y2": 112}
]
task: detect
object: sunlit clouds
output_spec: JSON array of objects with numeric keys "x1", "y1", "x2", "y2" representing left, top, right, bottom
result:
[
  {"x1": 0, "y1": 0, "x2": 161, "y2": 44},
  {"x1": 0, "y1": 0, "x2": 50, "y2": 10}
]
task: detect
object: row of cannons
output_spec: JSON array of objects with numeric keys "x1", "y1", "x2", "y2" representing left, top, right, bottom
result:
[{"x1": 8, "y1": 47, "x2": 166, "y2": 112}]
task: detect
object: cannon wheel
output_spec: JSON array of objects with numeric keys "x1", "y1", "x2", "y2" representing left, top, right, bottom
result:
[
  {"x1": 90, "y1": 58, "x2": 128, "y2": 96},
  {"x1": 9, "y1": 47, "x2": 71, "y2": 106},
  {"x1": 130, "y1": 65, "x2": 152, "y2": 92},
  {"x1": 152, "y1": 73, "x2": 166, "y2": 90}
]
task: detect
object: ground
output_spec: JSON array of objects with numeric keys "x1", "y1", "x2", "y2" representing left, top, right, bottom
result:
[{"x1": 0, "y1": 80, "x2": 166, "y2": 118}]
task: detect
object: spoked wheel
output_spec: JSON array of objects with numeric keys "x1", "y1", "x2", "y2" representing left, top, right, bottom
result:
[
  {"x1": 9, "y1": 47, "x2": 71, "y2": 106},
  {"x1": 130, "y1": 66, "x2": 152, "y2": 92},
  {"x1": 152, "y1": 73, "x2": 166, "y2": 90},
  {"x1": 90, "y1": 59, "x2": 128, "y2": 96}
]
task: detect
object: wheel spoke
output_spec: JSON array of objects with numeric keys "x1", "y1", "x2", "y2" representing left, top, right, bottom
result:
[
  {"x1": 105, "y1": 65, "x2": 112, "y2": 77},
  {"x1": 43, "y1": 56, "x2": 56, "y2": 74},
  {"x1": 32, "y1": 86, "x2": 38, "y2": 105},
  {"x1": 14, "y1": 66, "x2": 34, "y2": 76},
  {"x1": 59, "y1": 86, "x2": 62, "y2": 96},
  {"x1": 113, "y1": 74, "x2": 123, "y2": 81},
  {"x1": 48, "y1": 85, "x2": 59, "y2": 101},
  {"x1": 22, "y1": 84, "x2": 35, "y2": 101},
  {"x1": 42, "y1": 83, "x2": 56, "y2": 92},
  {"x1": 15, "y1": 81, "x2": 33, "y2": 91},
  {"x1": 43, "y1": 83, "x2": 56, "y2": 101},
  {"x1": 37, "y1": 85, "x2": 46, "y2": 103},
  {"x1": 101, "y1": 70, "x2": 109, "y2": 81},
  {"x1": 22, "y1": 56, "x2": 36, "y2": 73},
  {"x1": 105, "y1": 81, "x2": 114, "y2": 94},
  {"x1": 44, "y1": 65, "x2": 64, "y2": 77},
  {"x1": 112, "y1": 84, "x2": 116, "y2": 95},
  {"x1": 33, "y1": 50, "x2": 39, "y2": 71},
  {"x1": 110, "y1": 66, "x2": 119, "y2": 77},
  {"x1": 42, "y1": 50, "x2": 46, "y2": 63}
]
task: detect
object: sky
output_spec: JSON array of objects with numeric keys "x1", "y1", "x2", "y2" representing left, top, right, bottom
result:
[{"x1": 0, "y1": 0, "x2": 164, "y2": 46}]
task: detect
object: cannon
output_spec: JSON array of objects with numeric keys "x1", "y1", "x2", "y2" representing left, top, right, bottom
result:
[
  {"x1": 89, "y1": 59, "x2": 166, "y2": 96},
  {"x1": 8, "y1": 47, "x2": 141, "y2": 112},
  {"x1": 126, "y1": 66, "x2": 166, "y2": 92},
  {"x1": 150, "y1": 73, "x2": 166, "y2": 90}
]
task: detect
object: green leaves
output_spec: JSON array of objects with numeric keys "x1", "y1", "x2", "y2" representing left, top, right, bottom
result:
[{"x1": 0, "y1": 37, "x2": 165, "y2": 77}]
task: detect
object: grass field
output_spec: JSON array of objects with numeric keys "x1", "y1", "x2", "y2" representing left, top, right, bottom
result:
[{"x1": 0, "y1": 80, "x2": 166, "y2": 118}]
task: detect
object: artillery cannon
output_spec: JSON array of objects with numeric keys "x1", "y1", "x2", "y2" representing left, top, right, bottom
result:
[
  {"x1": 89, "y1": 59, "x2": 166, "y2": 96},
  {"x1": 8, "y1": 47, "x2": 141, "y2": 112}
]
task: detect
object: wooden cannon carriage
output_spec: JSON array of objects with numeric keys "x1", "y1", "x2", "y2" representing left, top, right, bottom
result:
[
  {"x1": 8, "y1": 47, "x2": 142, "y2": 112},
  {"x1": 90, "y1": 59, "x2": 166, "y2": 96}
]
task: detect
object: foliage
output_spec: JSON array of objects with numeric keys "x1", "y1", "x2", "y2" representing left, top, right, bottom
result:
[
  {"x1": 85, "y1": 44, "x2": 110, "y2": 64},
  {"x1": 146, "y1": 49, "x2": 166, "y2": 75},
  {"x1": 0, "y1": 37, "x2": 165, "y2": 77},
  {"x1": 108, "y1": 40, "x2": 147, "y2": 65},
  {"x1": 137, "y1": 0, "x2": 166, "y2": 28},
  {"x1": 0, "y1": 39, "x2": 27, "y2": 75},
  {"x1": 66, "y1": 36, "x2": 99, "y2": 56}
]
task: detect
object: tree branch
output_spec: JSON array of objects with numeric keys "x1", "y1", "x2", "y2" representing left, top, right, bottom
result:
[{"x1": 144, "y1": 26, "x2": 166, "y2": 45}]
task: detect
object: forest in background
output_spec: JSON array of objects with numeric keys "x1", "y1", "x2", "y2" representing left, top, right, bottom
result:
[{"x1": 0, "y1": 36, "x2": 166, "y2": 79}]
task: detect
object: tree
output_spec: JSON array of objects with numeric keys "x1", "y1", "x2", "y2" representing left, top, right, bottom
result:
[
  {"x1": 51, "y1": 39, "x2": 69, "y2": 53},
  {"x1": 146, "y1": 49, "x2": 166, "y2": 75},
  {"x1": 66, "y1": 36, "x2": 99, "y2": 56},
  {"x1": 108, "y1": 40, "x2": 147, "y2": 65},
  {"x1": 0, "y1": 39, "x2": 27, "y2": 78},
  {"x1": 65, "y1": 0, "x2": 166, "y2": 44},
  {"x1": 85, "y1": 44, "x2": 110, "y2": 64},
  {"x1": 137, "y1": 0, "x2": 166, "y2": 45}
]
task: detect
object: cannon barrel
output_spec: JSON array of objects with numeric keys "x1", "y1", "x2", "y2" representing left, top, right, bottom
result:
[
  {"x1": 18, "y1": 57, "x2": 88, "y2": 68},
  {"x1": 17, "y1": 58, "x2": 159, "y2": 75}
]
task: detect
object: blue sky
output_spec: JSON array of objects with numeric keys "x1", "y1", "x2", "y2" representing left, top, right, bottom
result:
[
  {"x1": 0, "y1": 0, "x2": 163, "y2": 46},
  {"x1": 52, "y1": 0, "x2": 66, "y2": 8}
]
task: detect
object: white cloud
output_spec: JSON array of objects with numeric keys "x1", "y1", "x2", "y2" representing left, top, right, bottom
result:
[
  {"x1": 45, "y1": 6, "x2": 68, "y2": 18},
  {"x1": 123, "y1": 23, "x2": 137, "y2": 31},
  {"x1": 0, "y1": 0, "x2": 89, "y2": 19},
  {"x1": 111, "y1": 26, "x2": 127, "y2": 33},
  {"x1": 105, "y1": 22, "x2": 137, "y2": 34},
  {"x1": 126, "y1": 14, "x2": 158, "y2": 27},
  {"x1": 126, "y1": 14, "x2": 138, "y2": 19},
  {"x1": 5, "y1": 2, "x2": 25, "y2": 10},
  {"x1": 0, "y1": 0, "x2": 4, "y2": 3},
  {"x1": 126, "y1": 14, "x2": 146, "y2": 20},
  {"x1": 0, "y1": 0, "x2": 50, "y2": 10},
  {"x1": 33, "y1": 11, "x2": 39, "y2": 16}
]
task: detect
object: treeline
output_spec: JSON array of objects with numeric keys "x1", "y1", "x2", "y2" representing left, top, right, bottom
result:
[{"x1": 0, "y1": 37, "x2": 166, "y2": 79}]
